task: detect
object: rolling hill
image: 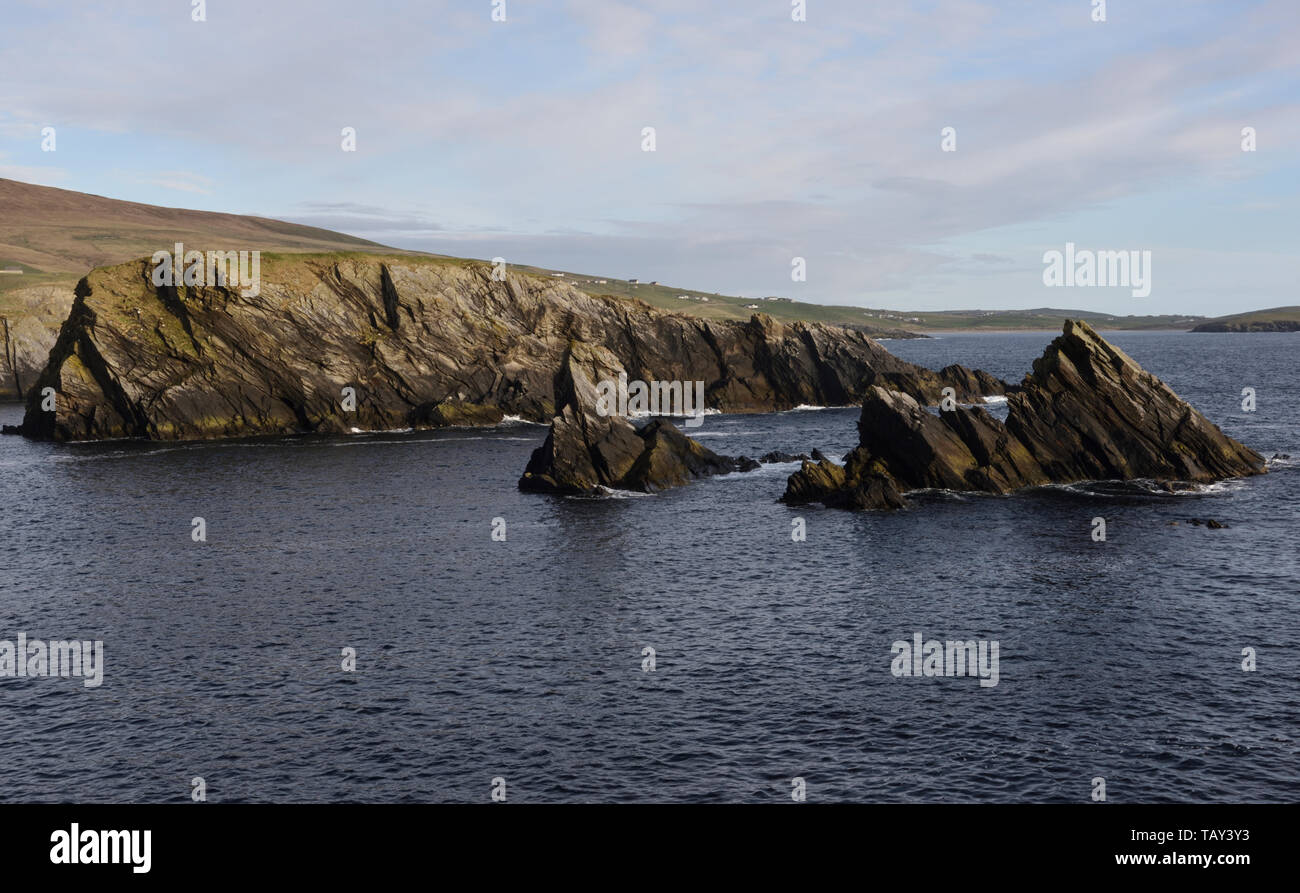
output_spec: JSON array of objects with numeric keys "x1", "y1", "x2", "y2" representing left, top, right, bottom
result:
[
  {"x1": 0, "y1": 177, "x2": 391, "y2": 287},
  {"x1": 0, "y1": 178, "x2": 409, "y2": 398}
]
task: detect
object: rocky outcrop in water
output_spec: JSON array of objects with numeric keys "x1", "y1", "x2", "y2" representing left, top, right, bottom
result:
[
  {"x1": 759, "y1": 450, "x2": 812, "y2": 463},
  {"x1": 518, "y1": 342, "x2": 751, "y2": 494},
  {"x1": 784, "y1": 320, "x2": 1266, "y2": 509},
  {"x1": 18, "y1": 255, "x2": 1004, "y2": 441}
]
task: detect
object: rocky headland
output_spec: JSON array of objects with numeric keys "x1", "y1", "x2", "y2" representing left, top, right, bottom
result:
[
  {"x1": 1191, "y1": 317, "x2": 1300, "y2": 333},
  {"x1": 15, "y1": 254, "x2": 1004, "y2": 442},
  {"x1": 783, "y1": 320, "x2": 1266, "y2": 510}
]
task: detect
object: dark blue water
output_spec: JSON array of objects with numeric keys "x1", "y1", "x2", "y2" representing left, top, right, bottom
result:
[{"x1": 0, "y1": 331, "x2": 1296, "y2": 803}]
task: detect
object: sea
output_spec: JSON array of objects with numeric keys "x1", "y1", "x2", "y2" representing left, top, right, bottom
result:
[{"x1": 0, "y1": 330, "x2": 1296, "y2": 802}]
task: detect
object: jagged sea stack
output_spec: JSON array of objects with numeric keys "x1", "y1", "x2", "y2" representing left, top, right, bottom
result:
[
  {"x1": 518, "y1": 342, "x2": 752, "y2": 494},
  {"x1": 784, "y1": 320, "x2": 1266, "y2": 510}
]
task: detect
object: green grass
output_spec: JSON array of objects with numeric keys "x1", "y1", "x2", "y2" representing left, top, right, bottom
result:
[
  {"x1": 0, "y1": 258, "x2": 73, "y2": 297},
  {"x1": 504, "y1": 263, "x2": 1203, "y2": 332}
]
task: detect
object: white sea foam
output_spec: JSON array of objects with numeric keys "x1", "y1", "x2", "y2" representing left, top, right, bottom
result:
[
  {"x1": 344, "y1": 426, "x2": 415, "y2": 435},
  {"x1": 48, "y1": 447, "x2": 179, "y2": 462},
  {"x1": 1192, "y1": 479, "x2": 1249, "y2": 495},
  {"x1": 908, "y1": 487, "x2": 974, "y2": 501},
  {"x1": 590, "y1": 486, "x2": 647, "y2": 499},
  {"x1": 746, "y1": 461, "x2": 806, "y2": 475},
  {"x1": 628, "y1": 408, "x2": 722, "y2": 419},
  {"x1": 1043, "y1": 478, "x2": 1247, "y2": 498}
]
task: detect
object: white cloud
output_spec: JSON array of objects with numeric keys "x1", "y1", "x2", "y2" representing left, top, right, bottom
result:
[{"x1": 0, "y1": 0, "x2": 1296, "y2": 314}]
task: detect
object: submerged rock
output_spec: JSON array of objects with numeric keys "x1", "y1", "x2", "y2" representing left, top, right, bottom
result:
[
  {"x1": 519, "y1": 343, "x2": 754, "y2": 495},
  {"x1": 786, "y1": 320, "x2": 1266, "y2": 510},
  {"x1": 759, "y1": 450, "x2": 812, "y2": 464}
]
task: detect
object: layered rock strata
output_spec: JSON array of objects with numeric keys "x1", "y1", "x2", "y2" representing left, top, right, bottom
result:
[
  {"x1": 784, "y1": 320, "x2": 1266, "y2": 509},
  {"x1": 19, "y1": 255, "x2": 1004, "y2": 441}
]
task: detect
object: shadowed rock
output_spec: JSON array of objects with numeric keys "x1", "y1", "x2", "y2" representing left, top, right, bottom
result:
[
  {"x1": 759, "y1": 450, "x2": 812, "y2": 463},
  {"x1": 623, "y1": 420, "x2": 745, "y2": 491},
  {"x1": 781, "y1": 458, "x2": 847, "y2": 503},
  {"x1": 785, "y1": 320, "x2": 1266, "y2": 510},
  {"x1": 519, "y1": 342, "x2": 753, "y2": 495},
  {"x1": 517, "y1": 343, "x2": 643, "y2": 493}
]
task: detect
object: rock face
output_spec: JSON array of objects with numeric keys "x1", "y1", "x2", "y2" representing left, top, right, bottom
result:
[
  {"x1": 19, "y1": 255, "x2": 1004, "y2": 441},
  {"x1": 519, "y1": 343, "x2": 750, "y2": 494},
  {"x1": 785, "y1": 320, "x2": 1266, "y2": 509},
  {"x1": 1, "y1": 286, "x2": 75, "y2": 400}
]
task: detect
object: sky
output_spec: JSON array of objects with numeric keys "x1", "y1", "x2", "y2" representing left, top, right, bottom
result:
[{"x1": 0, "y1": 0, "x2": 1296, "y2": 316}]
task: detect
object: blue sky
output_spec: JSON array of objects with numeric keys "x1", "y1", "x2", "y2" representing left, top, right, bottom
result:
[{"x1": 1, "y1": 0, "x2": 1295, "y2": 315}]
